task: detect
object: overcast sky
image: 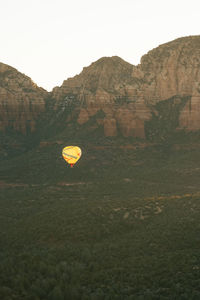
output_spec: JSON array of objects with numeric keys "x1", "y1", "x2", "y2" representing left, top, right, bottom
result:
[{"x1": 1, "y1": 0, "x2": 200, "y2": 91}]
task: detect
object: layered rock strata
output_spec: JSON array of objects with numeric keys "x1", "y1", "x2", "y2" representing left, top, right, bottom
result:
[
  {"x1": 52, "y1": 36, "x2": 200, "y2": 137},
  {"x1": 0, "y1": 63, "x2": 48, "y2": 134},
  {"x1": 1, "y1": 36, "x2": 200, "y2": 139}
]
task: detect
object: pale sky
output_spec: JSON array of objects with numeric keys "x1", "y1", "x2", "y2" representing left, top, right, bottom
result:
[{"x1": 1, "y1": 0, "x2": 200, "y2": 91}]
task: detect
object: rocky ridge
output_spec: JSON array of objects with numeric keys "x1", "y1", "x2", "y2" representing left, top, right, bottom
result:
[
  {"x1": 52, "y1": 36, "x2": 200, "y2": 137},
  {"x1": 0, "y1": 63, "x2": 48, "y2": 134},
  {"x1": 1, "y1": 36, "x2": 200, "y2": 141},
  {"x1": 52, "y1": 56, "x2": 152, "y2": 138}
]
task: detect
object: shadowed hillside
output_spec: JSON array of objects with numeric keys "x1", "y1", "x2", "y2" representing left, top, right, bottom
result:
[{"x1": 1, "y1": 139, "x2": 200, "y2": 299}]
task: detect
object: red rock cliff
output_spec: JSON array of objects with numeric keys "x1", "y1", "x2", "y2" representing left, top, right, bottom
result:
[
  {"x1": 52, "y1": 36, "x2": 200, "y2": 137},
  {"x1": 52, "y1": 56, "x2": 151, "y2": 138},
  {"x1": 0, "y1": 63, "x2": 48, "y2": 134},
  {"x1": 1, "y1": 36, "x2": 200, "y2": 139}
]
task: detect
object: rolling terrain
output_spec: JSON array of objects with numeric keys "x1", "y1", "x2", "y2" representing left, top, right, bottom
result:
[{"x1": 1, "y1": 134, "x2": 200, "y2": 299}]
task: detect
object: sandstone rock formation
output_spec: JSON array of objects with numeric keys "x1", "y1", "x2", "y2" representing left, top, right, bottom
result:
[
  {"x1": 0, "y1": 62, "x2": 48, "y2": 134},
  {"x1": 52, "y1": 36, "x2": 200, "y2": 138},
  {"x1": 135, "y1": 36, "x2": 200, "y2": 103},
  {"x1": 52, "y1": 56, "x2": 152, "y2": 138},
  {"x1": 1, "y1": 35, "x2": 200, "y2": 141}
]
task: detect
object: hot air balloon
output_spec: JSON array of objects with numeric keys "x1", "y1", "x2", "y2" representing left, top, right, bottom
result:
[{"x1": 62, "y1": 146, "x2": 82, "y2": 168}]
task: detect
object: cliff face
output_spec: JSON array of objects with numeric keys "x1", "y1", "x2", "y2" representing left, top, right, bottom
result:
[
  {"x1": 52, "y1": 56, "x2": 152, "y2": 138},
  {"x1": 0, "y1": 63, "x2": 48, "y2": 134},
  {"x1": 52, "y1": 36, "x2": 200, "y2": 138},
  {"x1": 1, "y1": 36, "x2": 200, "y2": 143},
  {"x1": 133, "y1": 36, "x2": 200, "y2": 133},
  {"x1": 134, "y1": 36, "x2": 200, "y2": 102}
]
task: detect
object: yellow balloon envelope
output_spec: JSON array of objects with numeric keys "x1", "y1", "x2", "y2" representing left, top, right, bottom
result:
[{"x1": 62, "y1": 146, "x2": 82, "y2": 167}]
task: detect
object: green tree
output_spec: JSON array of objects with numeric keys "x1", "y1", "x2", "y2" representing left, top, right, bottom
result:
[{"x1": 48, "y1": 286, "x2": 64, "y2": 300}]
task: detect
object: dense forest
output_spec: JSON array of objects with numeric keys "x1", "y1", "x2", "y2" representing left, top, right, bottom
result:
[{"x1": 1, "y1": 138, "x2": 200, "y2": 299}]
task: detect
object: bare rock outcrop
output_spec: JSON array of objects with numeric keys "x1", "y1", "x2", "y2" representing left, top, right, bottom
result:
[
  {"x1": 52, "y1": 56, "x2": 151, "y2": 138},
  {"x1": 1, "y1": 35, "x2": 200, "y2": 140},
  {"x1": 178, "y1": 82, "x2": 200, "y2": 131},
  {"x1": 52, "y1": 36, "x2": 200, "y2": 138},
  {"x1": 132, "y1": 36, "x2": 200, "y2": 103},
  {"x1": 0, "y1": 63, "x2": 48, "y2": 134}
]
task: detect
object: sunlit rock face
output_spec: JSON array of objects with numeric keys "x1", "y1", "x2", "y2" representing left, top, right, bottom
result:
[
  {"x1": 132, "y1": 36, "x2": 200, "y2": 133},
  {"x1": 52, "y1": 56, "x2": 152, "y2": 138},
  {"x1": 135, "y1": 36, "x2": 200, "y2": 103},
  {"x1": 52, "y1": 36, "x2": 200, "y2": 138},
  {"x1": 1, "y1": 36, "x2": 200, "y2": 140},
  {"x1": 0, "y1": 63, "x2": 48, "y2": 134}
]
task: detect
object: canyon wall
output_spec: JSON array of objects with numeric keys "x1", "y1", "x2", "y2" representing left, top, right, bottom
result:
[
  {"x1": 1, "y1": 36, "x2": 200, "y2": 140},
  {"x1": 0, "y1": 63, "x2": 48, "y2": 134},
  {"x1": 52, "y1": 36, "x2": 200, "y2": 138}
]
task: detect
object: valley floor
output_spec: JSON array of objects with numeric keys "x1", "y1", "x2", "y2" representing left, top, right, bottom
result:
[{"x1": 0, "y1": 144, "x2": 200, "y2": 299}]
